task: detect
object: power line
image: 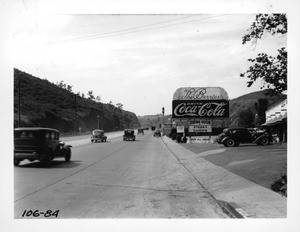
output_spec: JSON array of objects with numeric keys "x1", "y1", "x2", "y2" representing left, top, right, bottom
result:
[
  {"x1": 50, "y1": 15, "x2": 199, "y2": 44},
  {"x1": 49, "y1": 14, "x2": 227, "y2": 44}
]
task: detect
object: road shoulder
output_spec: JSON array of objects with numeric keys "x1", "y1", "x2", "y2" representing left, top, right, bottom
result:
[{"x1": 162, "y1": 136, "x2": 287, "y2": 218}]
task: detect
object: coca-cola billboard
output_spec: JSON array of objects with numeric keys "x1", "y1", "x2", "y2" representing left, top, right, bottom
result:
[{"x1": 172, "y1": 100, "x2": 229, "y2": 118}]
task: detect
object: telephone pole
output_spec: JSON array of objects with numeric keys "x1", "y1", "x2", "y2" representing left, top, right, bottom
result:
[
  {"x1": 74, "y1": 94, "x2": 77, "y2": 133},
  {"x1": 18, "y1": 77, "x2": 21, "y2": 127}
]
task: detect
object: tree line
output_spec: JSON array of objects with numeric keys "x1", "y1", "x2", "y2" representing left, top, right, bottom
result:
[{"x1": 55, "y1": 80, "x2": 123, "y2": 109}]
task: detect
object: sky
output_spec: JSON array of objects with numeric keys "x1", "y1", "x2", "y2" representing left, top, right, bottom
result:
[{"x1": 12, "y1": 13, "x2": 287, "y2": 116}]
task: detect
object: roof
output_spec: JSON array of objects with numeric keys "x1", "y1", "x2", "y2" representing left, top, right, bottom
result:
[
  {"x1": 14, "y1": 127, "x2": 60, "y2": 133},
  {"x1": 261, "y1": 112, "x2": 287, "y2": 127},
  {"x1": 224, "y1": 127, "x2": 248, "y2": 130}
]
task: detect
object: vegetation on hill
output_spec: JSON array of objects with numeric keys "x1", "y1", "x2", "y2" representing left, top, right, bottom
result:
[
  {"x1": 138, "y1": 114, "x2": 172, "y2": 130},
  {"x1": 14, "y1": 69, "x2": 140, "y2": 133},
  {"x1": 229, "y1": 89, "x2": 286, "y2": 127}
]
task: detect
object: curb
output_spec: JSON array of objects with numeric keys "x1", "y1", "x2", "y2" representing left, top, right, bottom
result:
[
  {"x1": 216, "y1": 200, "x2": 245, "y2": 218},
  {"x1": 162, "y1": 136, "x2": 287, "y2": 218}
]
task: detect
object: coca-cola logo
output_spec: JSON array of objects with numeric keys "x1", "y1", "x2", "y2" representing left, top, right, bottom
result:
[{"x1": 172, "y1": 100, "x2": 229, "y2": 118}]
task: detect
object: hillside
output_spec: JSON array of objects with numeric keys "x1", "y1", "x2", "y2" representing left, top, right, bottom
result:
[
  {"x1": 14, "y1": 69, "x2": 140, "y2": 133},
  {"x1": 228, "y1": 89, "x2": 286, "y2": 127},
  {"x1": 138, "y1": 89, "x2": 286, "y2": 129},
  {"x1": 138, "y1": 114, "x2": 172, "y2": 129}
]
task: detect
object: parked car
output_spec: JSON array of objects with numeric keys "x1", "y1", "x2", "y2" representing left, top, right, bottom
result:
[
  {"x1": 217, "y1": 127, "x2": 273, "y2": 147},
  {"x1": 137, "y1": 128, "x2": 144, "y2": 135},
  {"x1": 153, "y1": 129, "x2": 161, "y2": 137},
  {"x1": 123, "y1": 129, "x2": 136, "y2": 141},
  {"x1": 91, "y1": 129, "x2": 107, "y2": 142},
  {"x1": 14, "y1": 127, "x2": 72, "y2": 166}
]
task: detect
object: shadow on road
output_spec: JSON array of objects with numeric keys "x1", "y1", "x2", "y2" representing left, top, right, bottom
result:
[{"x1": 16, "y1": 160, "x2": 82, "y2": 169}]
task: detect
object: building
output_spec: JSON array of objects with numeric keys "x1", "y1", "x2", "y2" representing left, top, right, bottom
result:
[{"x1": 261, "y1": 99, "x2": 287, "y2": 142}]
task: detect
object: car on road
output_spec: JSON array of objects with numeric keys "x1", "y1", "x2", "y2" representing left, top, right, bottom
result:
[
  {"x1": 123, "y1": 129, "x2": 136, "y2": 141},
  {"x1": 217, "y1": 127, "x2": 273, "y2": 147},
  {"x1": 153, "y1": 129, "x2": 161, "y2": 137},
  {"x1": 137, "y1": 128, "x2": 144, "y2": 135},
  {"x1": 14, "y1": 127, "x2": 72, "y2": 166},
  {"x1": 91, "y1": 129, "x2": 107, "y2": 142}
]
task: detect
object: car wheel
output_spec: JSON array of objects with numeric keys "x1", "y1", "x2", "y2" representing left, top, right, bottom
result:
[
  {"x1": 260, "y1": 137, "x2": 269, "y2": 146},
  {"x1": 65, "y1": 149, "x2": 71, "y2": 162},
  {"x1": 226, "y1": 139, "x2": 235, "y2": 147},
  {"x1": 14, "y1": 159, "x2": 20, "y2": 166}
]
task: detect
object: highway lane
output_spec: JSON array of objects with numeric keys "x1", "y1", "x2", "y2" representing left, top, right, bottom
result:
[{"x1": 14, "y1": 131, "x2": 228, "y2": 218}]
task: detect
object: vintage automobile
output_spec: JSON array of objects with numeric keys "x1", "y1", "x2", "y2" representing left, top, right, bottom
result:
[
  {"x1": 153, "y1": 129, "x2": 161, "y2": 137},
  {"x1": 137, "y1": 128, "x2": 144, "y2": 135},
  {"x1": 123, "y1": 129, "x2": 136, "y2": 141},
  {"x1": 217, "y1": 127, "x2": 273, "y2": 147},
  {"x1": 14, "y1": 127, "x2": 72, "y2": 166},
  {"x1": 91, "y1": 129, "x2": 107, "y2": 142}
]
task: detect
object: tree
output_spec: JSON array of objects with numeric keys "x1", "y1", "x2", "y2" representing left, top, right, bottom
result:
[
  {"x1": 254, "y1": 98, "x2": 269, "y2": 126},
  {"x1": 238, "y1": 109, "x2": 255, "y2": 128},
  {"x1": 56, "y1": 80, "x2": 73, "y2": 93},
  {"x1": 116, "y1": 103, "x2": 123, "y2": 109},
  {"x1": 240, "y1": 14, "x2": 287, "y2": 94},
  {"x1": 87, "y1": 91, "x2": 95, "y2": 100},
  {"x1": 95, "y1": 96, "x2": 101, "y2": 103},
  {"x1": 56, "y1": 80, "x2": 66, "y2": 89},
  {"x1": 67, "y1": 84, "x2": 73, "y2": 92}
]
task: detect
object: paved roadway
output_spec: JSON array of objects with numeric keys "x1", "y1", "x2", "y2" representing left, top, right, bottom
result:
[
  {"x1": 14, "y1": 131, "x2": 228, "y2": 218},
  {"x1": 182, "y1": 142, "x2": 287, "y2": 191}
]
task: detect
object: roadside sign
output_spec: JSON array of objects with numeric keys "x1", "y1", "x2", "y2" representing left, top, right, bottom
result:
[
  {"x1": 189, "y1": 119, "x2": 212, "y2": 132},
  {"x1": 176, "y1": 126, "x2": 185, "y2": 133}
]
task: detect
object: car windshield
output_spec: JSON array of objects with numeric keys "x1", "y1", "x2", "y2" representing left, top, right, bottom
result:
[
  {"x1": 125, "y1": 130, "x2": 134, "y2": 134},
  {"x1": 14, "y1": 130, "x2": 43, "y2": 139},
  {"x1": 93, "y1": 130, "x2": 103, "y2": 135}
]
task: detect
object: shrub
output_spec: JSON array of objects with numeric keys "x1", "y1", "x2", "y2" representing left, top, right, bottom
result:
[{"x1": 271, "y1": 173, "x2": 287, "y2": 197}]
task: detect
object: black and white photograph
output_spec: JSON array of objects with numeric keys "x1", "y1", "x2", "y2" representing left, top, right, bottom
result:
[{"x1": 1, "y1": 0, "x2": 300, "y2": 231}]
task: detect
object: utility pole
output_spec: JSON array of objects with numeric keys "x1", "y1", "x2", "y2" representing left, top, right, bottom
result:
[
  {"x1": 18, "y1": 77, "x2": 21, "y2": 127},
  {"x1": 101, "y1": 103, "x2": 104, "y2": 130},
  {"x1": 74, "y1": 94, "x2": 77, "y2": 133},
  {"x1": 162, "y1": 107, "x2": 165, "y2": 136}
]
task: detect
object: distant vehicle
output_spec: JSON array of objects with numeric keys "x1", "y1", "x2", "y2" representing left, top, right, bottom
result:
[
  {"x1": 137, "y1": 128, "x2": 144, "y2": 135},
  {"x1": 153, "y1": 129, "x2": 161, "y2": 137},
  {"x1": 151, "y1": 126, "x2": 156, "y2": 131},
  {"x1": 91, "y1": 129, "x2": 107, "y2": 143},
  {"x1": 217, "y1": 127, "x2": 273, "y2": 147},
  {"x1": 14, "y1": 127, "x2": 72, "y2": 167},
  {"x1": 123, "y1": 129, "x2": 136, "y2": 141}
]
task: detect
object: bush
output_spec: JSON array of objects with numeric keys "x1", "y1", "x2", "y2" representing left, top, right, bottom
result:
[{"x1": 271, "y1": 173, "x2": 287, "y2": 197}]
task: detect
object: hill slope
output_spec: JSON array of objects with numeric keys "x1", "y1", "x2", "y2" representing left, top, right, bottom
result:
[
  {"x1": 228, "y1": 89, "x2": 286, "y2": 127},
  {"x1": 14, "y1": 69, "x2": 140, "y2": 133}
]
